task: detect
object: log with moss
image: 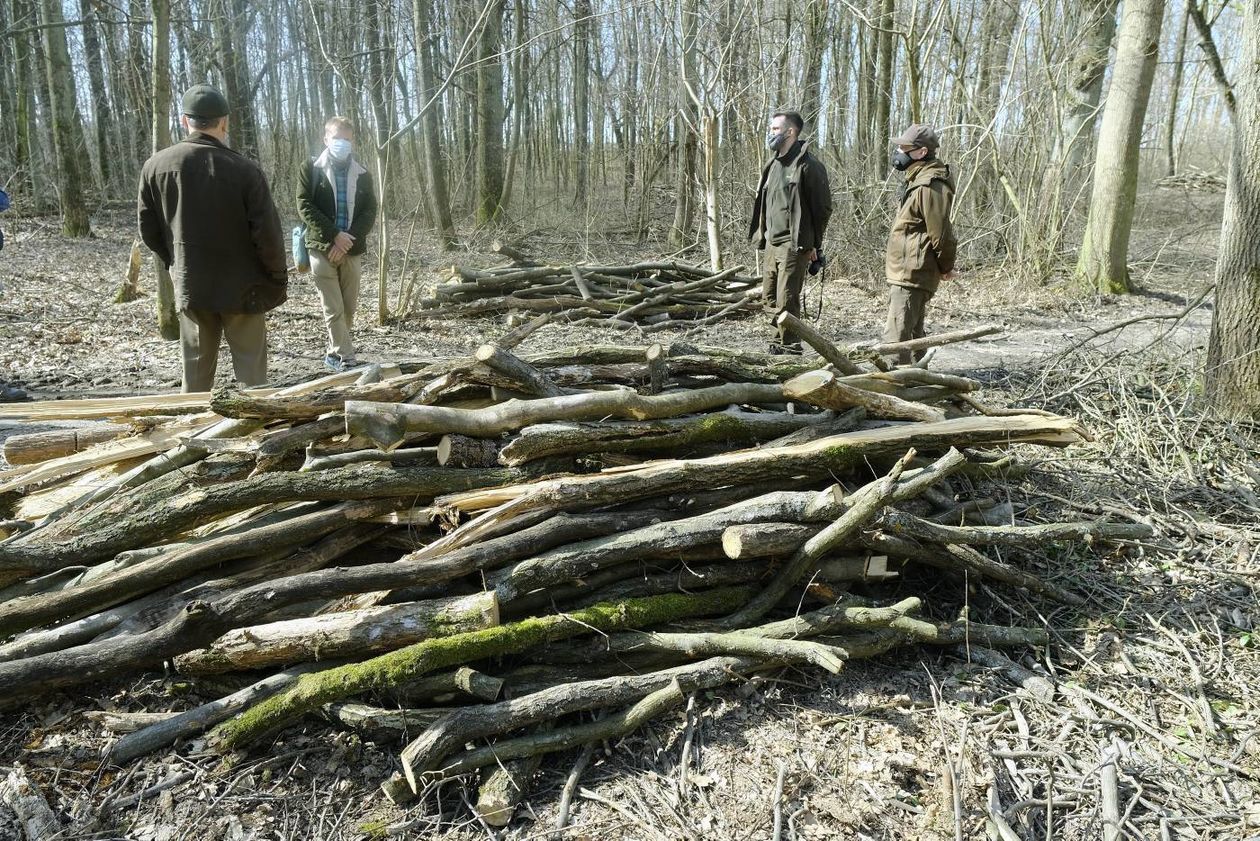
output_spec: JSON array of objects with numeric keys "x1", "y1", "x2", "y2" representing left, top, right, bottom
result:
[{"x1": 210, "y1": 587, "x2": 753, "y2": 751}]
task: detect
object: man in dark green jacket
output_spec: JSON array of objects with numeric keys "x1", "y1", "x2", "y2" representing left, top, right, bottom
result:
[
  {"x1": 749, "y1": 110, "x2": 833, "y2": 353},
  {"x1": 297, "y1": 116, "x2": 377, "y2": 372},
  {"x1": 138, "y1": 85, "x2": 288, "y2": 392},
  {"x1": 883, "y1": 123, "x2": 957, "y2": 365}
]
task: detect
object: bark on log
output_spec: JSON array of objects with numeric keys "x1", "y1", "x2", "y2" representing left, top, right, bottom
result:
[
  {"x1": 322, "y1": 702, "x2": 451, "y2": 739},
  {"x1": 257, "y1": 415, "x2": 347, "y2": 459},
  {"x1": 474, "y1": 344, "x2": 568, "y2": 398},
  {"x1": 345, "y1": 382, "x2": 786, "y2": 449},
  {"x1": 498, "y1": 408, "x2": 856, "y2": 467},
  {"x1": 175, "y1": 591, "x2": 500, "y2": 675},
  {"x1": 211, "y1": 588, "x2": 753, "y2": 751},
  {"x1": 785, "y1": 370, "x2": 947, "y2": 422},
  {"x1": 0, "y1": 500, "x2": 398, "y2": 637},
  {"x1": 487, "y1": 489, "x2": 845, "y2": 602},
  {"x1": 0, "y1": 462, "x2": 524, "y2": 575},
  {"x1": 644, "y1": 344, "x2": 667, "y2": 395},
  {"x1": 850, "y1": 323, "x2": 1003, "y2": 355},
  {"x1": 390, "y1": 666, "x2": 504, "y2": 705},
  {"x1": 495, "y1": 312, "x2": 552, "y2": 350},
  {"x1": 3, "y1": 425, "x2": 132, "y2": 465},
  {"x1": 104, "y1": 662, "x2": 335, "y2": 764},
  {"x1": 419, "y1": 682, "x2": 686, "y2": 783},
  {"x1": 721, "y1": 523, "x2": 818, "y2": 559},
  {"x1": 437, "y1": 415, "x2": 1082, "y2": 518},
  {"x1": 210, "y1": 377, "x2": 418, "y2": 421},
  {"x1": 302, "y1": 447, "x2": 439, "y2": 472},
  {"x1": 774, "y1": 311, "x2": 865, "y2": 375},
  {"x1": 437, "y1": 435, "x2": 502, "y2": 468},
  {"x1": 877, "y1": 511, "x2": 1154, "y2": 547},
  {"x1": 476, "y1": 754, "x2": 544, "y2": 826},
  {"x1": 0, "y1": 765, "x2": 59, "y2": 841}
]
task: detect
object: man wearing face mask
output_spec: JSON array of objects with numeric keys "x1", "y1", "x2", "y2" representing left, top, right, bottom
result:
[
  {"x1": 297, "y1": 116, "x2": 378, "y2": 372},
  {"x1": 884, "y1": 123, "x2": 957, "y2": 365},
  {"x1": 138, "y1": 85, "x2": 288, "y2": 392},
  {"x1": 748, "y1": 110, "x2": 832, "y2": 354}
]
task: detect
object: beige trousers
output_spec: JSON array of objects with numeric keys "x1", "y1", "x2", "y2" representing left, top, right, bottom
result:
[
  {"x1": 179, "y1": 308, "x2": 268, "y2": 393},
  {"x1": 311, "y1": 251, "x2": 362, "y2": 359},
  {"x1": 760, "y1": 242, "x2": 811, "y2": 349}
]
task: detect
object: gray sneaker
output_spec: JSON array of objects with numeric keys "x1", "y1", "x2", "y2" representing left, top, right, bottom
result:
[{"x1": 323, "y1": 353, "x2": 347, "y2": 372}]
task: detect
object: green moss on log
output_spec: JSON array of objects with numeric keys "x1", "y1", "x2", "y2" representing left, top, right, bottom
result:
[{"x1": 212, "y1": 587, "x2": 752, "y2": 751}]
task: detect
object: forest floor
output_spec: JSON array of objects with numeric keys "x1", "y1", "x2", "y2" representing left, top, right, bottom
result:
[{"x1": 0, "y1": 185, "x2": 1256, "y2": 841}]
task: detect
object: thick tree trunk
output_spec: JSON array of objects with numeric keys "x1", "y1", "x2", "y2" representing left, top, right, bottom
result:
[
  {"x1": 1075, "y1": 0, "x2": 1166, "y2": 294},
  {"x1": 413, "y1": 0, "x2": 457, "y2": 248},
  {"x1": 476, "y1": 0, "x2": 506, "y2": 223},
  {"x1": 1204, "y1": 2, "x2": 1260, "y2": 417}
]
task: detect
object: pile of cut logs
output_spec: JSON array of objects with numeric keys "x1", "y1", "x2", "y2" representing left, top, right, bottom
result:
[
  {"x1": 0, "y1": 324, "x2": 1149, "y2": 825},
  {"x1": 417, "y1": 244, "x2": 761, "y2": 329}
]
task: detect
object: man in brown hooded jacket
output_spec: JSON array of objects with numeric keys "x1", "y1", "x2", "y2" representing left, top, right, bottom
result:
[
  {"x1": 884, "y1": 123, "x2": 957, "y2": 365},
  {"x1": 749, "y1": 111, "x2": 832, "y2": 353},
  {"x1": 138, "y1": 85, "x2": 288, "y2": 392}
]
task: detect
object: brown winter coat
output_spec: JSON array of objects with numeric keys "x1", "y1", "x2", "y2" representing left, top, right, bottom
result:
[
  {"x1": 885, "y1": 158, "x2": 957, "y2": 292},
  {"x1": 749, "y1": 141, "x2": 833, "y2": 253},
  {"x1": 138, "y1": 133, "x2": 288, "y2": 313}
]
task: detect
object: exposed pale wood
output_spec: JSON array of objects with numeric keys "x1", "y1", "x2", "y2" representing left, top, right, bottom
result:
[
  {"x1": 722, "y1": 523, "x2": 818, "y2": 559},
  {"x1": 474, "y1": 343, "x2": 568, "y2": 397},
  {"x1": 322, "y1": 702, "x2": 450, "y2": 739},
  {"x1": 850, "y1": 324, "x2": 1003, "y2": 355},
  {"x1": 785, "y1": 369, "x2": 947, "y2": 422},
  {"x1": 210, "y1": 376, "x2": 419, "y2": 421},
  {"x1": 0, "y1": 764, "x2": 59, "y2": 841},
  {"x1": 83, "y1": 710, "x2": 180, "y2": 733},
  {"x1": 476, "y1": 754, "x2": 544, "y2": 826},
  {"x1": 3, "y1": 424, "x2": 131, "y2": 465},
  {"x1": 644, "y1": 343, "x2": 667, "y2": 395}
]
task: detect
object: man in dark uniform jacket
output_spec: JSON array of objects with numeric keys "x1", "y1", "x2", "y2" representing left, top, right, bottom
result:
[
  {"x1": 749, "y1": 110, "x2": 833, "y2": 353},
  {"x1": 138, "y1": 85, "x2": 288, "y2": 392}
]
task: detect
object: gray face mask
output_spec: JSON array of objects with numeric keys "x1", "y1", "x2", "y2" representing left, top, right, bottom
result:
[{"x1": 767, "y1": 131, "x2": 786, "y2": 151}]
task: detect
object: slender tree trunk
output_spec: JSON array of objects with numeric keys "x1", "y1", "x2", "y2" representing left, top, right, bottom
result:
[
  {"x1": 872, "y1": 0, "x2": 895, "y2": 179},
  {"x1": 39, "y1": 0, "x2": 92, "y2": 236},
  {"x1": 498, "y1": 0, "x2": 527, "y2": 213},
  {"x1": 800, "y1": 0, "x2": 828, "y2": 129},
  {"x1": 127, "y1": 0, "x2": 152, "y2": 170},
  {"x1": 1164, "y1": 3, "x2": 1190, "y2": 177},
  {"x1": 1053, "y1": 0, "x2": 1120, "y2": 179},
  {"x1": 413, "y1": 0, "x2": 457, "y2": 248},
  {"x1": 476, "y1": 0, "x2": 506, "y2": 223},
  {"x1": 1075, "y1": 0, "x2": 1166, "y2": 294},
  {"x1": 77, "y1": 0, "x2": 112, "y2": 191},
  {"x1": 668, "y1": 0, "x2": 699, "y2": 248},
  {"x1": 1204, "y1": 2, "x2": 1260, "y2": 416},
  {"x1": 214, "y1": 0, "x2": 258, "y2": 160},
  {"x1": 573, "y1": 0, "x2": 591, "y2": 203},
  {"x1": 8, "y1": 0, "x2": 36, "y2": 197}
]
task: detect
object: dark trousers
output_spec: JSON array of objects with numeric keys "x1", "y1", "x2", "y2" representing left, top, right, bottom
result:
[
  {"x1": 761, "y1": 242, "x2": 810, "y2": 349},
  {"x1": 882, "y1": 285, "x2": 934, "y2": 365}
]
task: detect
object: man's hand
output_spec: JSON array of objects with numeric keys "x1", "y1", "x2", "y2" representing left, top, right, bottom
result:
[
  {"x1": 333, "y1": 231, "x2": 355, "y2": 252},
  {"x1": 328, "y1": 245, "x2": 345, "y2": 265},
  {"x1": 804, "y1": 248, "x2": 817, "y2": 264},
  {"x1": 942, "y1": 270, "x2": 958, "y2": 282}
]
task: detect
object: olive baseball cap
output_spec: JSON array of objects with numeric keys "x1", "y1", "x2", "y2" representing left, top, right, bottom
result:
[
  {"x1": 894, "y1": 123, "x2": 940, "y2": 150},
  {"x1": 181, "y1": 85, "x2": 230, "y2": 119}
]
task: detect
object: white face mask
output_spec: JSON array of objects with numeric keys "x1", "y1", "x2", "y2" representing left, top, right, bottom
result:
[{"x1": 327, "y1": 138, "x2": 352, "y2": 161}]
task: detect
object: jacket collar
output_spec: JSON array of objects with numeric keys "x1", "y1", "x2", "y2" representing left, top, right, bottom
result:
[
  {"x1": 905, "y1": 158, "x2": 951, "y2": 188},
  {"x1": 314, "y1": 148, "x2": 368, "y2": 179},
  {"x1": 185, "y1": 131, "x2": 228, "y2": 149}
]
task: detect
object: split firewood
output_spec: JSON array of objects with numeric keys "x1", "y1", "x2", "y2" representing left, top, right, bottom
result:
[{"x1": 2, "y1": 424, "x2": 132, "y2": 465}]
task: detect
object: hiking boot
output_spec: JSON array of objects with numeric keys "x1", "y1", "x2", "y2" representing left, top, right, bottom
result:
[{"x1": 0, "y1": 382, "x2": 29, "y2": 402}]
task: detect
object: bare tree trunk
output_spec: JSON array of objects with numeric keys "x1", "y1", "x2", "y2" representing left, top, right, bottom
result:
[
  {"x1": 800, "y1": 0, "x2": 828, "y2": 129},
  {"x1": 1075, "y1": 0, "x2": 1165, "y2": 295},
  {"x1": 213, "y1": 0, "x2": 259, "y2": 160},
  {"x1": 8, "y1": 0, "x2": 36, "y2": 198},
  {"x1": 413, "y1": 0, "x2": 457, "y2": 248},
  {"x1": 476, "y1": 0, "x2": 506, "y2": 223},
  {"x1": 39, "y1": 0, "x2": 92, "y2": 237},
  {"x1": 669, "y1": 0, "x2": 699, "y2": 248},
  {"x1": 1204, "y1": 2, "x2": 1260, "y2": 417},
  {"x1": 573, "y1": 0, "x2": 592, "y2": 203},
  {"x1": 498, "y1": 0, "x2": 527, "y2": 213},
  {"x1": 1164, "y1": 3, "x2": 1190, "y2": 177},
  {"x1": 1053, "y1": 0, "x2": 1120, "y2": 180},
  {"x1": 77, "y1": 0, "x2": 112, "y2": 191},
  {"x1": 872, "y1": 0, "x2": 895, "y2": 179}
]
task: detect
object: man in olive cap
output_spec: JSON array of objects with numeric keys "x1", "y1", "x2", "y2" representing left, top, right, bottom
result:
[
  {"x1": 138, "y1": 84, "x2": 288, "y2": 392},
  {"x1": 883, "y1": 123, "x2": 957, "y2": 365}
]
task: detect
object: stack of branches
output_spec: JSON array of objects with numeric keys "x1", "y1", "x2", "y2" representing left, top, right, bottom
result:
[
  {"x1": 416, "y1": 244, "x2": 762, "y2": 330},
  {"x1": 0, "y1": 324, "x2": 1150, "y2": 827},
  {"x1": 1154, "y1": 167, "x2": 1227, "y2": 193}
]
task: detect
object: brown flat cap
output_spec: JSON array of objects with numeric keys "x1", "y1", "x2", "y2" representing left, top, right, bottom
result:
[
  {"x1": 181, "y1": 85, "x2": 230, "y2": 119},
  {"x1": 894, "y1": 123, "x2": 939, "y2": 150}
]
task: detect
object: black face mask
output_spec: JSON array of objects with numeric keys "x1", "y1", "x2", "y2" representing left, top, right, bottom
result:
[{"x1": 891, "y1": 149, "x2": 915, "y2": 171}]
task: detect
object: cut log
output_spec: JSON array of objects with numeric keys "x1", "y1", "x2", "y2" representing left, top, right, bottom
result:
[
  {"x1": 476, "y1": 754, "x2": 544, "y2": 826},
  {"x1": 322, "y1": 703, "x2": 451, "y2": 739},
  {"x1": 877, "y1": 510, "x2": 1154, "y2": 547},
  {"x1": 175, "y1": 591, "x2": 500, "y2": 675},
  {"x1": 437, "y1": 435, "x2": 502, "y2": 468},
  {"x1": 474, "y1": 344, "x2": 568, "y2": 398},
  {"x1": 391, "y1": 666, "x2": 504, "y2": 705},
  {"x1": 346, "y1": 382, "x2": 786, "y2": 449},
  {"x1": 722, "y1": 523, "x2": 818, "y2": 559},
  {"x1": 850, "y1": 323, "x2": 1003, "y2": 356},
  {"x1": 302, "y1": 446, "x2": 439, "y2": 472},
  {"x1": 0, "y1": 765, "x2": 59, "y2": 841},
  {"x1": 785, "y1": 369, "x2": 947, "y2": 422},
  {"x1": 774, "y1": 311, "x2": 865, "y2": 375},
  {"x1": 211, "y1": 587, "x2": 753, "y2": 751},
  {"x1": 256, "y1": 415, "x2": 347, "y2": 459},
  {"x1": 3, "y1": 424, "x2": 132, "y2": 465},
  {"x1": 644, "y1": 344, "x2": 667, "y2": 395}
]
